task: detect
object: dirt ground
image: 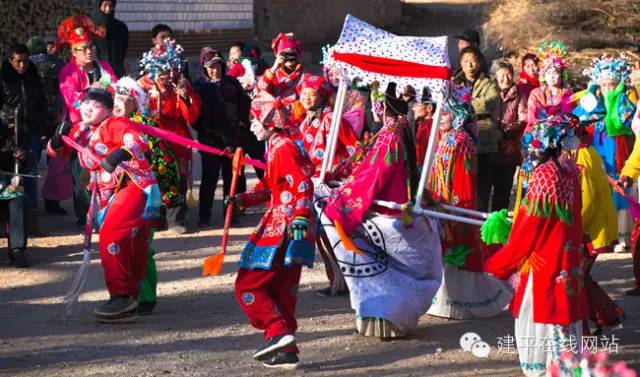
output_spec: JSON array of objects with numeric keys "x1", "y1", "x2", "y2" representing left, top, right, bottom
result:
[
  {"x1": 2, "y1": 1, "x2": 640, "y2": 376},
  {"x1": 1, "y1": 172, "x2": 640, "y2": 377}
]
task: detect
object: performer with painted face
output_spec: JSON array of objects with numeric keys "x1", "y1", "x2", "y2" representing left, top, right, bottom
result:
[
  {"x1": 47, "y1": 84, "x2": 161, "y2": 323},
  {"x1": 426, "y1": 86, "x2": 512, "y2": 320},
  {"x1": 297, "y1": 73, "x2": 358, "y2": 179},
  {"x1": 573, "y1": 54, "x2": 638, "y2": 252},
  {"x1": 484, "y1": 115, "x2": 587, "y2": 377},
  {"x1": 319, "y1": 82, "x2": 442, "y2": 339},
  {"x1": 112, "y1": 77, "x2": 181, "y2": 315},
  {"x1": 232, "y1": 91, "x2": 315, "y2": 370},
  {"x1": 526, "y1": 41, "x2": 575, "y2": 130},
  {"x1": 58, "y1": 16, "x2": 119, "y2": 229},
  {"x1": 297, "y1": 73, "x2": 358, "y2": 297},
  {"x1": 138, "y1": 41, "x2": 201, "y2": 233}
]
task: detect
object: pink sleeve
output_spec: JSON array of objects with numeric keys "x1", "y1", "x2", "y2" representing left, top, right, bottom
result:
[
  {"x1": 526, "y1": 90, "x2": 542, "y2": 129},
  {"x1": 59, "y1": 65, "x2": 83, "y2": 123}
]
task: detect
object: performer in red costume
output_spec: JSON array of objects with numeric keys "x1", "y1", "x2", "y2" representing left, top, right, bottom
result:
[
  {"x1": 297, "y1": 73, "x2": 358, "y2": 296},
  {"x1": 138, "y1": 40, "x2": 201, "y2": 233},
  {"x1": 232, "y1": 91, "x2": 315, "y2": 370},
  {"x1": 256, "y1": 33, "x2": 305, "y2": 123},
  {"x1": 297, "y1": 73, "x2": 357, "y2": 178},
  {"x1": 484, "y1": 115, "x2": 587, "y2": 376},
  {"x1": 48, "y1": 84, "x2": 161, "y2": 323}
]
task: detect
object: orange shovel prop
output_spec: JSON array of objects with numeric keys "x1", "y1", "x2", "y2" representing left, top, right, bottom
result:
[{"x1": 203, "y1": 147, "x2": 245, "y2": 276}]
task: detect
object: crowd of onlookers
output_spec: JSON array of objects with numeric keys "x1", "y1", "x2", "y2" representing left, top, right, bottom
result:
[{"x1": 2, "y1": 0, "x2": 640, "y2": 272}]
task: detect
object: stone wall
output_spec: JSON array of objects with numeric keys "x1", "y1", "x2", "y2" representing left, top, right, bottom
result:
[
  {"x1": 0, "y1": 0, "x2": 92, "y2": 54},
  {"x1": 115, "y1": 0, "x2": 253, "y2": 32},
  {"x1": 254, "y1": 0, "x2": 403, "y2": 47}
]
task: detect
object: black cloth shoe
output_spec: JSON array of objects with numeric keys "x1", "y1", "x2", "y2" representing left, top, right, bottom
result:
[
  {"x1": 253, "y1": 334, "x2": 296, "y2": 360},
  {"x1": 316, "y1": 287, "x2": 333, "y2": 297},
  {"x1": 94, "y1": 296, "x2": 137, "y2": 323},
  {"x1": 137, "y1": 301, "x2": 156, "y2": 316},
  {"x1": 198, "y1": 221, "x2": 213, "y2": 230},
  {"x1": 262, "y1": 352, "x2": 299, "y2": 370},
  {"x1": 9, "y1": 248, "x2": 29, "y2": 268},
  {"x1": 625, "y1": 287, "x2": 640, "y2": 296},
  {"x1": 316, "y1": 287, "x2": 348, "y2": 297},
  {"x1": 44, "y1": 200, "x2": 68, "y2": 215}
]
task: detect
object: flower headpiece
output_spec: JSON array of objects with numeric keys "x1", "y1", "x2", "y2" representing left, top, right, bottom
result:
[
  {"x1": 537, "y1": 40, "x2": 570, "y2": 77},
  {"x1": 583, "y1": 54, "x2": 632, "y2": 86},
  {"x1": 521, "y1": 114, "x2": 581, "y2": 172},
  {"x1": 139, "y1": 40, "x2": 184, "y2": 81},
  {"x1": 296, "y1": 73, "x2": 333, "y2": 99},
  {"x1": 444, "y1": 85, "x2": 476, "y2": 133},
  {"x1": 114, "y1": 76, "x2": 148, "y2": 115},
  {"x1": 271, "y1": 32, "x2": 301, "y2": 56}
]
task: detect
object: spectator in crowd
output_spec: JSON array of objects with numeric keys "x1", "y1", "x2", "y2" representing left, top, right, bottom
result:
[
  {"x1": 516, "y1": 53, "x2": 540, "y2": 100},
  {"x1": 57, "y1": 15, "x2": 118, "y2": 228},
  {"x1": 402, "y1": 85, "x2": 418, "y2": 136},
  {"x1": 492, "y1": 59, "x2": 527, "y2": 211},
  {"x1": 0, "y1": 44, "x2": 40, "y2": 267},
  {"x1": 0, "y1": 43, "x2": 47, "y2": 210},
  {"x1": 454, "y1": 28, "x2": 480, "y2": 52},
  {"x1": 151, "y1": 24, "x2": 173, "y2": 49},
  {"x1": 150, "y1": 24, "x2": 190, "y2": 80},
  {"x1": 453, "y1": 29, "x2": 487, "y2": 75},
  {"x1": 26, "y1": 36, "x2": 71, "y2": 215},
  {"x1": 452, "y1": 46, "x2": 501, "y2": 211},
  {"x1": 0, "y1": 131, "x2": 30, "y2": 267},
  {"x1": 91, "y1": 0, "x2": 129, "y2": 78},
  {"x1": 193, "y1": 48, "x2": 250, "y2": 230},
  {"x1": 413, "y1": 87, "x2": 436, "y2": 168},
  {"x1": 227, "y1": 42, "x2": 246, "y2": 79},
  {"x1": 243, "y1": 44, "x2": 269, "y2": 78}
]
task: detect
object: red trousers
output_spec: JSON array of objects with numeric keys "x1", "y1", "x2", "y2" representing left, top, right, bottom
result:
[
  {"x1": 235, "y1": 253, "x2": 301, "y2": 353},
  {"x1": 583, "y1": 253, "x2": 625, "y2": 329},
  {"x1": 99, "y1": 182, "x2": 151, "y2": 298}
]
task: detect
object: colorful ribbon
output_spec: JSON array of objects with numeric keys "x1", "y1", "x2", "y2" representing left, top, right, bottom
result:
[{"x1": 131, "y1": 122, "x2": 267, "y2": 170}]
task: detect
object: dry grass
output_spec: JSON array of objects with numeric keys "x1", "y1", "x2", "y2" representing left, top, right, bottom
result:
[
  {"x1": 483, "y1": 0, "x2": 640, "y2": 88},
  {"x1": 484, "y1": 0, "x2": 640, "y2": 53}
]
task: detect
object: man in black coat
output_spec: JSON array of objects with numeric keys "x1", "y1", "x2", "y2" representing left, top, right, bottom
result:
[
  {"x1": 192, "y1": 48, "x2": 251, "y2": 229},
  {"x1": 91, "y1": 0, "x2": 129, "y2": 78},
  {"x1": 0, "y1": 44, "x2": 44, "y2": 267},
  {"x1": 0, "y1": 43, "x2": 47, "y2": 210}
]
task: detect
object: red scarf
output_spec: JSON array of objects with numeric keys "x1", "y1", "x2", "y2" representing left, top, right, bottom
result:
[{"x1": 518, "y1": 54, "x2": 540, "y2": 88}]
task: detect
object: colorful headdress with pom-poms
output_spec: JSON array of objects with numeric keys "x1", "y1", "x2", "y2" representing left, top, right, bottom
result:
[
  {"x1": 583, "y1": 54, "x2": 632, "y2": 86},
  {"x1": 113, "y1": 76, "x2": 149, "y2": 116},
  {"x1": 520, "y1": 114, "x2": 581, "y2": 173},
  {"x1": 444, "y1": 85, "x2": 477, "y2": 136},
  {"x1": 139, "y1": 40, "x2": 184, "y2": 81},
  {"x1": 296, "y1": 73, "x2": 333, "y2": 99},
  {"x1": 537, "y1": 40, "x2": 570, "y2": 80}
]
